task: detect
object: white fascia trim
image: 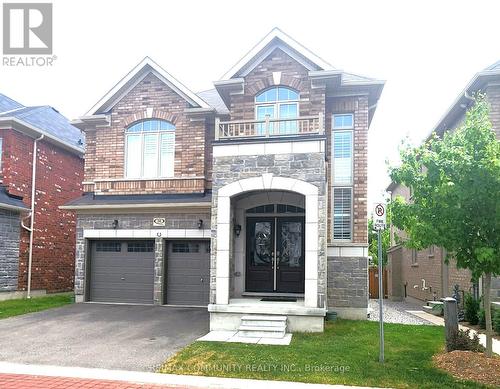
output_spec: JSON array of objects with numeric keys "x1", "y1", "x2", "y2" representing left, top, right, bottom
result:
[
  {"x1": 85, "y1": 57, "x2": 210, "y2": 116},
  {"x1": 83, "y1": 228, "x2": 211, "y2": 239},
  {"x1": 59, "y1": 202, "x2": 211, "y2": 210},
  {"x1": 221, "y1": 27, "x2": 334, "y2": 80},
  {"x1": 0, "y1": 117, "x2": 84, "y2": 155},
  {"x1": 213, "y1": 139, "x2": 325, "y2": 157},
  {"x1": 327, "y1": 245, "x2": 368, "y2": 258}
]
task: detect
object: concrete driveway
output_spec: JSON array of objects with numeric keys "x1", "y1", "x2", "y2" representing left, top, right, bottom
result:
[{"x1": 0, "y1": 303, "x2": 209, "y2": 372}]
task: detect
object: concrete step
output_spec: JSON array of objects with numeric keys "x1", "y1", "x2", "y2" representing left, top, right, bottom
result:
[
  {"x1": 241, "y1": 315, "x2": 287, "y2": 321},
  {"x1": 238, "y1": 327, "x2": 287, "y2": 339}
]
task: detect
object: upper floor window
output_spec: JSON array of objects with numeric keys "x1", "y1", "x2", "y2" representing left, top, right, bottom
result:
[
  {"x1": 332, "y1": 131, "x2": 353, "y2": 185},
  {"x1": 333, "y1": 114, "x2": 354, "y2": 129},
  {"x1": 255, "y1": 87, "x2": 299, "y2": 134},
  {"x1": 125, "y1": 119, "x2": 175, "y2": 179}
]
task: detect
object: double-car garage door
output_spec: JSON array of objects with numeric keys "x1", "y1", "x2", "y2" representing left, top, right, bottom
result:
[{"x1": 89, "y1": 240, "x2": 209, "y2": 305}]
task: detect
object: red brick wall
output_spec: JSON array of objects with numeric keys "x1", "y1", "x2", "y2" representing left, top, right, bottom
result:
[
  {"x1": 84, "y1": 73, "x2": 209, "y2": 195},
  {"x1": 0, "y1": 128, "x2": 83, "y2": 292}
]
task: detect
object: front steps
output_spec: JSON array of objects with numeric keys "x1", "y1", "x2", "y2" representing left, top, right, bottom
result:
[{"x1": 237, "y1": 315, "x2": 287, "y2": 338}]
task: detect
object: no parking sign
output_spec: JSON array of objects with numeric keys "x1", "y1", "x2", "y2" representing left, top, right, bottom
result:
[{"x1": 373, "y1": 203, "x2": 386, "y2": 230}]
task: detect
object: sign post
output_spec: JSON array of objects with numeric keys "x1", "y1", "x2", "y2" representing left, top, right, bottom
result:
[{"x1": 373, "y1": 202, "x2": 387, "y2": 363}]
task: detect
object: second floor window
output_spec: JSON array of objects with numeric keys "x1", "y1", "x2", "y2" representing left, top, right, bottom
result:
[
  {"x1": 125, "y1": 119, "x2": 175, "y2": 179},
  {"x1": 255, "y1": 87, "x2": 299, "y2": 135}
]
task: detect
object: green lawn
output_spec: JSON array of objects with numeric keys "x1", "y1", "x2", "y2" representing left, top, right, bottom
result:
[
  {"x1": 0, "y1": 294, "x2": 73, "y2": 319},
  {"x1": 159, "y1": 320, "x2": 488, "y2": 389}
]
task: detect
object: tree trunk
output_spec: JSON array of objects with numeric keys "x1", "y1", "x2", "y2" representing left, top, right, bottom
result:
[{"x1": 484, "y1": 273, "x2": 493, "y2": 357}]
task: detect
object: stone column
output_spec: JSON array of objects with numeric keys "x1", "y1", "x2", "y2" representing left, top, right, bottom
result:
[
  {"x1": 443, "y1": 297, "x2": 459, "y2": 351},
  {"x1": 153, "y1": 237, "x2": 164, "y2": 305}
]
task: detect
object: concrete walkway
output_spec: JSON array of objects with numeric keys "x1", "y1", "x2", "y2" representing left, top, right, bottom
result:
[
  {"x1": 408, "y1": 310, "x2": 500, "y2": 355},
  {"x1": 0, "y1": 362, "x2": 383, "y2": 389}
]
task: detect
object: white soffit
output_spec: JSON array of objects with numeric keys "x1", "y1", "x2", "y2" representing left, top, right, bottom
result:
[
  {"x1": 221, "y1": 27, "x2": 335, "y2": 80},
  {"x1": 86, "y1": 57, "x2": 210, "y2": 115}
]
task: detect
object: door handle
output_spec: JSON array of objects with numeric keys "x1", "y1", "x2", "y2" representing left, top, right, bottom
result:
[
  {"x1": 121, "y1": 277, "x2": 125, "y2": 280},
  {"x1": 200, "y1": 277, "x2": 204, "y2": 283}
]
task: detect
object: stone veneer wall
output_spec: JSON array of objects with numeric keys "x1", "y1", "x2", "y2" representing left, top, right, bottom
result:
[
  {"x1": 74, "y1": 211, "x2": 210, "y2": 304},
  {"x1": 327, "y1": 256, "x2": 368, "y2": 314},
  {"x1": 0, "y1": 209, "x2": 21, "y2": 292},
  {"x1": 210, "y1": 150, "x2": 327, "y2": 306}
]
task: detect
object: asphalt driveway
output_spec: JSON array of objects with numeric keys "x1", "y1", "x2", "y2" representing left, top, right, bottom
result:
[{"x1": 0, "y1": 303, "x2": 209, "y2": 371}]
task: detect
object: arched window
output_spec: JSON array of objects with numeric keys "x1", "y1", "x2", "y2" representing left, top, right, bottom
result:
[
  {"x1": 125, "y1": 119, "x2": 175, "y2": 178},
  {"x1": 255, "y1": 87, "x2": 299, "y2": 134}
]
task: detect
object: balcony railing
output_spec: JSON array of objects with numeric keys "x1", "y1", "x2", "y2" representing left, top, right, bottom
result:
[{"x1": 215, "y1": 113, "x2": 324, "y2": 140}]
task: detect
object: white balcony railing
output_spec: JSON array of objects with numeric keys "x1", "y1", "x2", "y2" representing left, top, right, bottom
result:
[{"x1": 215, "y1": 113, "x2": 324, "y2": 140}]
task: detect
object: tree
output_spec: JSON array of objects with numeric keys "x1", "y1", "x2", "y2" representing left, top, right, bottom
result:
[
  {"x1": 389, "y1": 95, "x2": 500, "y2": 357},
  {"x1": 368, "y1": 213, "x2": 390, "y2": 267}
]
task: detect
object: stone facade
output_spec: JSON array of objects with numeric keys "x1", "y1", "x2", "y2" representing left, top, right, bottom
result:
[
  {"x1": 74, "y1": 211, "x2": 210, "y2": 303},
  {"x1": 0, "y1": 209, "x2": 21, "y2": 291},
  {"x1": 0, "y1": 128, "x2": 83, "y2": 293},
  {"x1": 210, "y1": 147, "x2": 327, "y2": 307},
  {"x1": 327, "y1": 256, "x2": 368, "y2": 318}
]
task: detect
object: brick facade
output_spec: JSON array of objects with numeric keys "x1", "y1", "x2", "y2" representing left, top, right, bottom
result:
[
  {"x1": 0, "y1": 128, "x2": 83, "y2": 292},
  {"x1": 83, "y1": 73, "x2": 210, "y2": 195}
]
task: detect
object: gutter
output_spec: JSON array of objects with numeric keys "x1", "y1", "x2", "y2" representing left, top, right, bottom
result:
[
  {"x1": 0, "y1": 202, "x2": 29, "y2": 213},
  {"x1": 59, "y1": 202, "x2": 212, "y2": 211},
  {"x1": 20, "y1": 134, "x2": 44, "y2": 298},
  {"x1": 0, "y1": 117, "x2": 84, "y2": 156}
]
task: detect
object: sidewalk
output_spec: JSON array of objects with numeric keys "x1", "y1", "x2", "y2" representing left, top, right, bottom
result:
[
  {"x1": 408, "y1": 310, "x2": 500, "y2": 355},
  {"x1": 0, "y1": 362, "x2": 382, "y2": 389}
]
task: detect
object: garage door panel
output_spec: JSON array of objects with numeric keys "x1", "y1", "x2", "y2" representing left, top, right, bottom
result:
[
  {"x1": 90, "y1": 240, "x2": 154, "y2": 304},
  {"x1": 166, "y1": 240, "x2": 210, "y2": 306}
]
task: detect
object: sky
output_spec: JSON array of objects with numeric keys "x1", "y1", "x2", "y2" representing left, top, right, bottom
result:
[{"x1": 1, "y1": 0, "x2": 499, "y2": 207}]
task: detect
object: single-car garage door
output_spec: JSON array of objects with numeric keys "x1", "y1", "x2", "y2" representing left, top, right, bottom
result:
[
  {"x1": 90, "y1": 240, "x2": 154, "y2": 304},
  {"x1": 166, "y1": 240, "x2": 210, "y2": 306}
]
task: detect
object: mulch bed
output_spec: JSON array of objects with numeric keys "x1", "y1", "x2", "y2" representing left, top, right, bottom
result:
[{"x1": 433, "y1": 350, "x2": 500, "y2": 387}]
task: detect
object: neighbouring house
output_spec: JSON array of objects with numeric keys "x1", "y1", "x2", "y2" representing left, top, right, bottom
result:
[
  {"x1": 0, "y1": 93, "x2": 84, "y2": 299},
  {"x1": 64, "y1": 28, "x2": 384, "y2": 332},
  {"x1": 387, "y1": 60, "x2": 500, "y2": 304}
]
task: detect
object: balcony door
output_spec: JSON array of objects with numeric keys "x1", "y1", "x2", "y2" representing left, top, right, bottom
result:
[
  {"x1": 255, "y1": 87, "x2": 299, "y2": 135},
  {"x1": 246, "y1": 216, "x2": 305, "y2": 293}
]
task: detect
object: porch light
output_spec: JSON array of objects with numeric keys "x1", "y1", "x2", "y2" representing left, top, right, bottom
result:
[
  {"x1": 234, "y1": 224, "x2": 242, "y2": 237},
  {"x1": 197, "y1": 219, "x2": 203, "y2": 229},
  {"x1": 112, "y1": 219, "x2": 118, "y2": 229}
]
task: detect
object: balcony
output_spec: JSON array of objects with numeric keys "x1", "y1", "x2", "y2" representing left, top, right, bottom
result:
[{"x1": 215, "y1": 113, "x2": 324, "y2": 140}]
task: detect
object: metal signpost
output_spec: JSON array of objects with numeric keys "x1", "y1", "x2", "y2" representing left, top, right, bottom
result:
[{"x1": 373, "y1": 202, "x2": 387, "y2": 363}]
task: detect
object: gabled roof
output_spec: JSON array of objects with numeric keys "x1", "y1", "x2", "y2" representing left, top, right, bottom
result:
[
  {"x1": 221, "y1": 27, "x2": 334, "y2": 80},
  {"x1": 0, "y1": 94, "x2": 84, "y2": 154},
  {"x1": 430, "y1": 59, "x2": 500, "y2": 138},
  {"x1": 86, "y1": 57, "x2": 211, "y2": 116}
]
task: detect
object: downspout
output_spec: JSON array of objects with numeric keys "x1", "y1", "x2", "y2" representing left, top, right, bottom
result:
[{"x1": 22, "y1": 134, "x2": 44, "y2": 298}]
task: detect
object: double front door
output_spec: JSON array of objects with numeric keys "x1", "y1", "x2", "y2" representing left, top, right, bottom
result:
[{"x1": 246, "y1": 217, "x2": 305, "y2": 293}]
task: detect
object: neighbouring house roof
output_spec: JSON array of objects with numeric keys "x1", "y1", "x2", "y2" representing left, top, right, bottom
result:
[
  {"x1": 0, "y1": 186, "x2": 29, "y2": 212},
  {"x1": 387, "y1": 59, "x2": 500, "y2": 193},
  {"x1": 197, "y1": 89, "x2": 230, "y2": 115},
  {"x1": 61, "y1": 192, "x2": 212, "y2": 210},
  {"x1": 0, "y1": 94, "x2": 85, "y2": 155},
  {"x1": 85, "y1": 57, "x2": 212, "y2": 116}
]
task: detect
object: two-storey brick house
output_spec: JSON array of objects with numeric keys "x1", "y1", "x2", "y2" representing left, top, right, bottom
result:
[
  {"x1": 0, "y1": 93, "x2": 84, "y2": 298},
  {"x1": 65, "y1": 28, "x2": 384, "y2": 332},
  {"x1": 387, "y1": 60, "x2": 500, "y2": 304}
]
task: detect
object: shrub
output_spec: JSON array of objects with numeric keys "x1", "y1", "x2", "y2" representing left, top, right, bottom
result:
[
  {"x1": 464, "y1": 293, "x2": 480, "y2": 325},
  {"x1": 446, "y1": 329, "x2": 485, "y2": 353},
  {"x1": 478, "y1": 308, "x2": 486, "y2": 329}
]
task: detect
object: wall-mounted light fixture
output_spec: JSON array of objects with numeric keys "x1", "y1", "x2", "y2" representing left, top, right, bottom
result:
[
  {"x1": 234, "y1": 224, "x2": 242, "y2": 237},
  {"x1": 112, "y1": 219, "x2": 118, "y2": 229},
  {"x1": 197, "y1": 219, "x2": 203, "y2": 229}
]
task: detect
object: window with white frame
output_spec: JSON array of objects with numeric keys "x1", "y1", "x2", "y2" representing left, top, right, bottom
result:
[
  {"x1": 332, "y1": 114, "x2": 354, "y2": 240},
  {"x1": 255, "y1": 87, "x2": 299, "y2": 134},
  {"x1": 333, "y1": 187, "x2": 352, "y2": 240},
  {"x1": 125, "y1": 119, "x2": 175, "y2": 178}
]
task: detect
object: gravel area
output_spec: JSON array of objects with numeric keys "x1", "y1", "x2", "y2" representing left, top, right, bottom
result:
[{"x1": 368, "y1": 299, "x2": 434, "y2": 325}]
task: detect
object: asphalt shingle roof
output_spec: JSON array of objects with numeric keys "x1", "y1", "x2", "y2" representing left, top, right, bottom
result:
[
  {"x1": 0, "y1": 94, "x2": 84, "y2": 152},
  {"x1": 0, "y1": 186, "x2": 29, "y2": 211}
]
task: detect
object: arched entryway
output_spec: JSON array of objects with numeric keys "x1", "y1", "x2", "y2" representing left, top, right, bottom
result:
[{"x1": 214, "y1": 173, "x2": 320, "y2": 308}]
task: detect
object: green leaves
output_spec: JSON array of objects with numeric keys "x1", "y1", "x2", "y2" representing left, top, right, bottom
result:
[{"x1": 389, "y1": 94, "x2": 500, "y2": 279}]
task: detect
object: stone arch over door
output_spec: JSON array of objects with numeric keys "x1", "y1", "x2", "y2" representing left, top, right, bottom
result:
[{"x1": 215, "y1": 173, "x2": 320, "y2": 307}]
